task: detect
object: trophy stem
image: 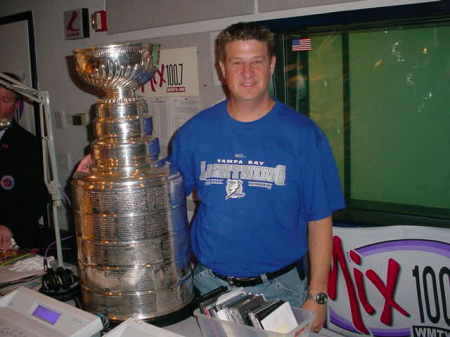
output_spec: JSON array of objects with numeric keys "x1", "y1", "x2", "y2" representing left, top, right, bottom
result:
[{"x1": 104, "y1": 87, "x2": 136, "y2": 101}]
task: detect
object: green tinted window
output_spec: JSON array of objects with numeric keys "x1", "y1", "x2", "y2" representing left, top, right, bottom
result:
[{"x1": 273, "y1": 20, "x2": 450, "y2": 226}]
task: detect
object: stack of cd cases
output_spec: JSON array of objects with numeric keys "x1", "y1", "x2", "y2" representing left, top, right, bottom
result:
[{"x1": 196, "y1": 287, "x2": 303, "y2": 334}]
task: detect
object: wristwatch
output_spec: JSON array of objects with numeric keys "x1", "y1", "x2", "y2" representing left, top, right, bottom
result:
[{"x1": 307, "y1": 292, "x2": 328, "y2": 305}]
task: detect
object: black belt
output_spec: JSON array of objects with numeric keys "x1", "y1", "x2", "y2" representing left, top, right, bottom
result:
[{"x1": 212, "y1": 261, "x2": 300, "y2": 287}]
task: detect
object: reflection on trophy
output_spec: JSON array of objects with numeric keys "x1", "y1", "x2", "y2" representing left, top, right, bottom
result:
[{"x1": 71, "y1": 43, "x2": 194, "y2": 324}]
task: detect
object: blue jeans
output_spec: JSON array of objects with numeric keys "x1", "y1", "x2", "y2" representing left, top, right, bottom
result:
[{"x1": 193, "y1": 263, "x2": 308, "y2": 307}]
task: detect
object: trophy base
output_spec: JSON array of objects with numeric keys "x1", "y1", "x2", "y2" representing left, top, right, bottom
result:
[{"x1": 105, "y1": 300, "x2": 196, "y2": 330}]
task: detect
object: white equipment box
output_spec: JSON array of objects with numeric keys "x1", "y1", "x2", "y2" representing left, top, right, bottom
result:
[
  {"x1": 0, "y1": 286, "x2": 103, "y2": 337},
  {"x1": 103, "y1": 318, "x2": 187, "y2": 337}
]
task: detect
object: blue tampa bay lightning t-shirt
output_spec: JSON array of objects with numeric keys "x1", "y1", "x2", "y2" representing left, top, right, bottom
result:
[{"x1": 169, "y1": 100, "x2": 345, "y2": 277}]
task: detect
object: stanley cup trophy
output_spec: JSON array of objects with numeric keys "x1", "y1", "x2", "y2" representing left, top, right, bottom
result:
[{"x1": 71, "y1": 43, "x2": 194, "y2": 324}]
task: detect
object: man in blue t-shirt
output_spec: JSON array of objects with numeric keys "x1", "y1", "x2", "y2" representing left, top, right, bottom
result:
[{"x1": 169, "y1": 22, "x2": 345, "y2": 332}]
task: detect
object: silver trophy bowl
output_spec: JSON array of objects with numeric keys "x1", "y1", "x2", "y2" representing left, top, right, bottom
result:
[
  {"x1": 71, "y1": 42, "x2": 194, "y2": 324},
  {"x1": 73, "y1": 43, "x2": 160, "y2": 94}
]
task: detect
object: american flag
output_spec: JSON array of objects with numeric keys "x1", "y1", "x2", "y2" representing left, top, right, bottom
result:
[{"x1": 292, "y1": 38, "x2": 312, "y2": 51}]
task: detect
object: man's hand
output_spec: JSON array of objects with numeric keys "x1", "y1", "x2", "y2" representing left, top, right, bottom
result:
[
  {"x1": 0, "y1": 225, "x2": 13, "y2": 250},
  {"x1": 76, "y1": 154, "x2": 92, "y2": 173},
  {"x1": 302, "y1": 298, "x2": 327, "y2": 333}
]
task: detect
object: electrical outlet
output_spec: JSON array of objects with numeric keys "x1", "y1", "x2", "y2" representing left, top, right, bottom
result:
[
  {"x1": 71, "y1": 113, "x2": 89, "y2": 126},
  {"x1": 55, "y1": 110, "x2": 66, "y2": 129}
]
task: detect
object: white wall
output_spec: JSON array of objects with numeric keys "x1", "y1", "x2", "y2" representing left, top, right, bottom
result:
[{"x1": 0, "y1": 0, "x2": 436, "y2": 228}]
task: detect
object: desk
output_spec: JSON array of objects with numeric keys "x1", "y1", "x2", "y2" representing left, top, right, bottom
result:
[
  {"x1": 165, "y1": 316, "x2": 344, "y2": 337},
  {"x1": 0, "y1": 258, "x2": 45, "y2": 295},
  {"x1": 166, "y1": 317, "x2": 201, "y2": 337},
  {"x1": 0, "y1": 261, "x2": 344, "y2": 337}
]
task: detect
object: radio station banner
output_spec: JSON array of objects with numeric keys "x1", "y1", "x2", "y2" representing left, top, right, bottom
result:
[
  {"x1": 140, "y1": 46, "x2": 199, "y2": 97},
  {"x1": 328, "y1": 226, "x2": 449, "y2": 337}
]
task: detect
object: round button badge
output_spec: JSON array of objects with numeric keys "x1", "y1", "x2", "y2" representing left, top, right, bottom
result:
[{"x1": 0, "y1": 175, "x2": 15, "y2": 190}]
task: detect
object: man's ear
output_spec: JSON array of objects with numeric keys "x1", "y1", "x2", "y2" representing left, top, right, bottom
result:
[
  {"x1": 14, "y1": 98, "x2": 24, "y2": 120},
  {"x1": 218, "y1": 61, "x2": 226, "y2": 79},
  {"x1": 270, "y1": 55, "x2": 276, "y2": 75}
]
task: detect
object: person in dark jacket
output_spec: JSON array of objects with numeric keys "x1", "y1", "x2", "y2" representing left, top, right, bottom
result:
[{"x1": 0, "y1": 73, "x2": 48, "y2": 250}]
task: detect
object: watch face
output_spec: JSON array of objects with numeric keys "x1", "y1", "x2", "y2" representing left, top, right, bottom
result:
[{"x1": 315, "y1": 293, "x2": 328, "y2": 304}]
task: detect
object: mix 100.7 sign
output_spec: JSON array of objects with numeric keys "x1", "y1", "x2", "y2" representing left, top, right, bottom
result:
[
  {"x1": 140, "y1": 46, "x2": 199, "y2": 97},
  {"x1": 328, "y1": 226, "x2": 449, "y2": 337}
]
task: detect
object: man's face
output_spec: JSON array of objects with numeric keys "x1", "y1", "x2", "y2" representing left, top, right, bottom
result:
[
  {"x1": 219, "y1": 39, "x2": 275, "y2": 104},
  {"x1": 0, "y1": 87, "x2": 17, "y2": 121}
]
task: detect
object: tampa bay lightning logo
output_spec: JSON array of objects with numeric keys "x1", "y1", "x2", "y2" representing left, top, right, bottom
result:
[{"x1": 225, "y1": 179, "x2": 245, "y2": 199}]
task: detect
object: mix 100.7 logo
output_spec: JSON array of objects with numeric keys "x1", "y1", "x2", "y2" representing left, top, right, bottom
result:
[
  {"x1": 140, "y1": 63, "x2": 186, "y2": 93},
  {"x1": 328, "y1": 235, "x2": 449, "y2": 337}
]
